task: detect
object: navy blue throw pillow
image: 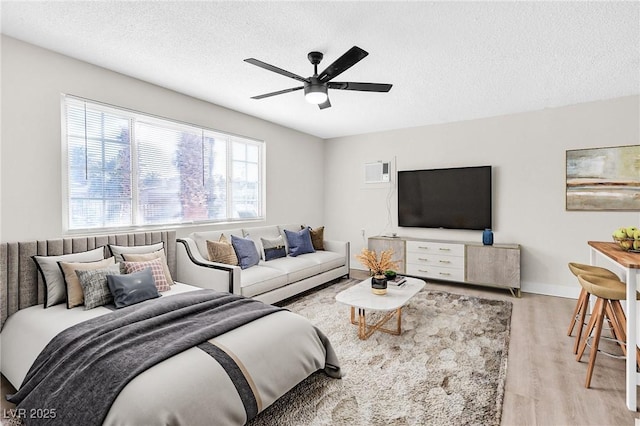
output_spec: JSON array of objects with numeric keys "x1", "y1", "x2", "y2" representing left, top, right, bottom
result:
[
  {"x1": 107, "y1": 268, "x2": 160, "y2": 308},
  {"x1": 284, "y1": 228, "x2": 315, "y2": 257},
  {"x1": 261, "y1": 236, "x2": 287, "y2": 261},
  {"x1": 231, "y1": 235, "x2": 260, "y2": 269}
]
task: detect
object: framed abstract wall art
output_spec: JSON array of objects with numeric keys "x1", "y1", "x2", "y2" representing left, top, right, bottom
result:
[{"x1": 566, "y1": 145, "x2": 640, "y2": 211}]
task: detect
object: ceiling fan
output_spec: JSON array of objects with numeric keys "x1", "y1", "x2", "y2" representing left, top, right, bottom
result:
[{"x1": 244, "y1": 46, "x2": 392, "y2": 110}]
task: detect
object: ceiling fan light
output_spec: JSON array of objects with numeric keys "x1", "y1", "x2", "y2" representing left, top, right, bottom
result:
[{"x1": 304, "y1": 83, "x2": 328, "y2": 104}]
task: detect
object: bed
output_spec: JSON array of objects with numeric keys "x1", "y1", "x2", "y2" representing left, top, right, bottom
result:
[{"x1": 0, "y1": 231, "x2": 340, "y2": 425}]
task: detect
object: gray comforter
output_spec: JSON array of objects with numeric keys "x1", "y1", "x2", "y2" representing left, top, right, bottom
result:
[{"x1": 8, "y1": 290, "x2": 338, "y2": 425}]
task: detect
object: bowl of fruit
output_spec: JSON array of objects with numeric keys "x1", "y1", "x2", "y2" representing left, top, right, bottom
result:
[{"x1": 612, "y1": 226, "x2": 640, "y2": 252}]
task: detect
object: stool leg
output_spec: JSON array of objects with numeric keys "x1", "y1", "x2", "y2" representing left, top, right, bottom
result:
[
  {"x1": 585, "y1": 297, "x2": 606, "y2": 388},
  {"x1": 568, "y1": 288, "x2": 587, "y2": 336},
  {"x1": 604, "y1": 301, "x2": 623, "y2": 346},
  {"x1": 573, "y1": 291, "x2": 590, "y2": 354},
  {"x1": 577, "y1": 297, "x2": 601, "y2": 362},
  {"x1": 567, "y1": 288, "x2": 587, "y2": 336}
]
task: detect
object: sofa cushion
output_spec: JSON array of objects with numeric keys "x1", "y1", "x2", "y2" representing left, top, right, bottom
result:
[
  {"x1": 240, "y1": 265, "x2": 288, "y2": 298},
  {"x1": 298, "y1": 250, "x2": 346, "y2": 273},
  {"x1": 243, "y1": 225, "x2": 281, "y2": 259},
  {"x1": 258, "y1": 256, "x2": 325, "y2": 283},
  {"x1": 231, "y1": 235, "x2": 260, "y2": 270},
  {"x1": 191, "y1": 229, "x2": 243, "y2": 259},
  {"x1": 284, "y1": 228, "x2": 315, "y2": 257},
  {"x1": 278, "y1": 224, "x2": 303, "y2": 252}
]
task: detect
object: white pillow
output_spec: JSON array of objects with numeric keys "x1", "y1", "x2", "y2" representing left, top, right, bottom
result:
[
  {"x1": 108, "y1": 242, "x2": 165, "y2": 263},
  {"x1": 33, "y1": 247, "x2": 105, "y2": 308}
]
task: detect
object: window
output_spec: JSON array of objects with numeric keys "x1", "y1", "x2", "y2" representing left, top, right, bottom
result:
[{"x1": 63, "y1": 96, "x2": 264, "y2": 231}]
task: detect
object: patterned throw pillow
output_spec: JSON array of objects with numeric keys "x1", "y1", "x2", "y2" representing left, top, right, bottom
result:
[
  {"x1": 123, "y1": 258, "x2": 170, "y2": 292},
  {"x1": 122, "y1": 250, "x2": 174, "y2": 286},
  {"x1": 231, "y1": 235, "x2": 260, "y2": 269},
  {"x1": 284, "y1": 228, "x2": 316, "y2": 257},
  {"x1": 206, "y1": 234, "x2": 239, "y2": 266},
  {"x1": 261, "y1": 236, "x2": 287, "y2": 261},
  {"x1": 76, "y1": 263, "x2": 122, "y2": 310},
  {"x1": 59, "y1": 257, "x2": 116, "y2": 309},
  {"x1": 302, "y1": 225, "x2": 325, "y2": 251}
]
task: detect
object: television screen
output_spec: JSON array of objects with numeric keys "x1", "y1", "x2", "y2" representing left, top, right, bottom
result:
[{"x1": 397, "y1": 166, "x2": 492, "y2": 231}]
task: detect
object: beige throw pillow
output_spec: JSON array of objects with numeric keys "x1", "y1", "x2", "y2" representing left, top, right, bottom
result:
[
  {"x1": 122, "y1": 250, "x2": 174, "y2": 286},
  {"x1": 207, "y1": 234, "x2": 239, "y2": 266},
  {"x1": 302, "y1": 225, "x2": 325, "y2": 251},
  {"x1": 59, "y1": 257, "x2": 116, "y2": 309}
]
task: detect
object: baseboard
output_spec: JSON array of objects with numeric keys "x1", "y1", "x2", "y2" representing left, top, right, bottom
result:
[{"x1": 520, "y1": 281, "x2": 580, "y2": 299}]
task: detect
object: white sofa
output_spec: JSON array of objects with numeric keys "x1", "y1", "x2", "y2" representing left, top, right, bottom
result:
[{"x1": 176, "y1": 224, "x2": 350, "y2": 304}]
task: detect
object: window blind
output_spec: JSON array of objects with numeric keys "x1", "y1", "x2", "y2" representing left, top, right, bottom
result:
[{"x1": 63, "y1": 96, "x2": 264, "y2": 231}]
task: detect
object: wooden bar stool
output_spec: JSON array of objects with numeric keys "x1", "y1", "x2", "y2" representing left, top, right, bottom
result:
[
  {"x1": 567, "y1": 263, "x2": 619, "y2": 354},
  {"x1": 575, "y1": 274, "x2": 640, "y2": 388}
]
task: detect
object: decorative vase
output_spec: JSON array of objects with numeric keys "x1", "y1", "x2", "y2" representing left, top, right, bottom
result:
[
  {"x1": 371, "y1": 275, "x2": 388, "y2": 295},
  {"x1": 482, "y1": 228, "x2": 494, "y2": 246}
]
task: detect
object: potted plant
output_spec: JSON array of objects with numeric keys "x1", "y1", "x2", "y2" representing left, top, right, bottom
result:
[{"x1": 356, "y1": 248, "x2": 399, "y2": 295}]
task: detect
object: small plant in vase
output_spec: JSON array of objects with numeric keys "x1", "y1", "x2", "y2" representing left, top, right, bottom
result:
[{"x1": 356, "y1": 248, "x2": 399, "y2": 295}]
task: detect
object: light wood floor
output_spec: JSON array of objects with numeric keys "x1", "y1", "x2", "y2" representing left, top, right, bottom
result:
[{"x1": 2, "y1": 270, "x2": 640, "y2": 425}]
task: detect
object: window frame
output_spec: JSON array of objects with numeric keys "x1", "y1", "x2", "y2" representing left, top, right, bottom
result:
[{"x1": 61, "y1": 94, "x2": 266, "y2": 234}]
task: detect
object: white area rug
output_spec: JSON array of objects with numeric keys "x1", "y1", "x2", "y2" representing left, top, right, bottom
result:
[{"x1": 249, "y1": 279, "x2": 513, "y2": 426}]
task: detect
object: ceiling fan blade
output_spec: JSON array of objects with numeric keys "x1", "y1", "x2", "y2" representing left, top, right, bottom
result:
[
  {"x1": 318, "y1": 46, "x2": 368, "y2": 82},
  {"x1": 328, "y1": 82, "x2": 393, "y2": 92},
  {"x1": 318, "y1": 98, "x2": 331, "y2": 110},
  {"x1": 251, "y1": 86, "x2": 304, "y2": 100},
  {"x1": 244, "y1": 58, "x2": 309, "y2": 83}
]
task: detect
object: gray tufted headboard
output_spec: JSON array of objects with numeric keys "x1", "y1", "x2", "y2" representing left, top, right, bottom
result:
[{"x1": 0, "y1": 230, "x2": 176, "y2": 330}]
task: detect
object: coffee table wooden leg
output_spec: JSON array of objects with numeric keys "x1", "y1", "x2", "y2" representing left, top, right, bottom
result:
[{"x1": 358, "y1": 308, "x2": 366, "y2": 339}]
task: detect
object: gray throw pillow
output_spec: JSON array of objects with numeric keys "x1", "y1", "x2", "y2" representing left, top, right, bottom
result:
[
  {"x1": 107, "y1": 268, "x2": 160, "y2": 308},
  {"x1": 261, "y1": 236, "x2": 286, "y2": 261},
  {"x1": 231, "y1": 235, "x2": 260, "y2": 269},
  {"x1": 76, "y1": 263, "x2": 122, "y2": 310}
]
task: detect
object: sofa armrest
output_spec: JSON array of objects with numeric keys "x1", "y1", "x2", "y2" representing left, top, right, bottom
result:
[
  {"x1": 176, "y1": 238, "x2": 241, "y2": 295},
  {"x1": 323, "y1": 240, "x2": 350, "y2": 269}
]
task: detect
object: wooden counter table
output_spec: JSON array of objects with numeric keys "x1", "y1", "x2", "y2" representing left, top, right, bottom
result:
[{"x1": 588, "y1": 241, "x2": 640, "y2": 411}]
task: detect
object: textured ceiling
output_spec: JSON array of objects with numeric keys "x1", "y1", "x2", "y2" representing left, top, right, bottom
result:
[{"x1": 1, "y1": 1, "x2": 639, "y2": 139}]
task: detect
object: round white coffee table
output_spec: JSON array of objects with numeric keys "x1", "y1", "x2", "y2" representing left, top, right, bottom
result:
[{"x1": 335, "y1": 277, "x2": 425, "y2": 340}]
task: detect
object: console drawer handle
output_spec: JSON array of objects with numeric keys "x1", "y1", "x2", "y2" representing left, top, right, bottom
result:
[
  {"x1": 418, "y1": 269, "x2": 429, "y2": 273},
  {"x1": 439, "y1": 260, "x2": 451, "y2": 264},
  {"x1": 438, "y1": 248, "x2": 451, "y2": 251},
  {"x1": 439, "y1": 272, "x2": 451, "y2": 276},
  {"x1": 418, "y1": 246, "x2": 430, "y2": 250},
  {"x1": 418, "y1": 257, "x2": 429, "y2": 261}
]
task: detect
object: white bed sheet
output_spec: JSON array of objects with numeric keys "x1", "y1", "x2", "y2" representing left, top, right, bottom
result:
[
  {"x1": 1, "y1": 283, "x2": 337, "y2": 425},
  {"x1": 0, "y1": 282, "x2": 206, "y2": 389}
]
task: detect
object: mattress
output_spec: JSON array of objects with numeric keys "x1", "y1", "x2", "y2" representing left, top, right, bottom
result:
[{"x1": 1, "y1": 282, "x2": 339, "y2": 425}]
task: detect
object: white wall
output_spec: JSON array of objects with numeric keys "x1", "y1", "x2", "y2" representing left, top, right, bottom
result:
[
  {"x1": 324, "y1": 96, "x2": 640, "y2": 297},
  {"x1": 3, "y1": 36, "x2": 638, "y2": 298},
  {"x1": 1, "y1": 36, "x2": 325, "y2": 241}
]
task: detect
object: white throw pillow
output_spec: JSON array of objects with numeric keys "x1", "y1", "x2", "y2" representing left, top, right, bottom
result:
[
  {"x1": 108, "y1": 242, "x2": 165, "y2": 263},
  {"x1": 33, "y1": 247, "x2": 105, "y2": 308}
]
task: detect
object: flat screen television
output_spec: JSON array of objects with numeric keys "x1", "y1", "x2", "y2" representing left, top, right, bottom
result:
[{"x1": 397, "y1": 165, "x2": 492, "y2": 231}]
